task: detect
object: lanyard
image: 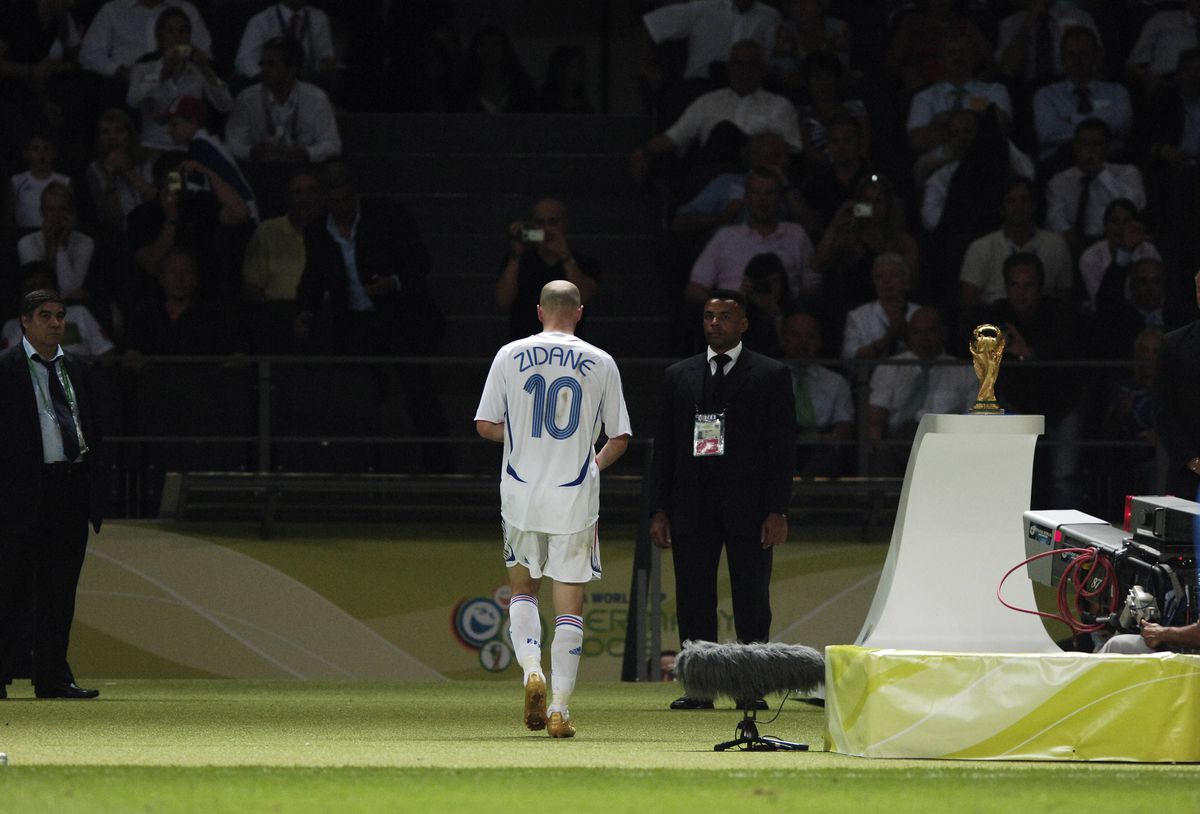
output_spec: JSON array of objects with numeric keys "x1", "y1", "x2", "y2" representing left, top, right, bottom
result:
[
  {"x1": 26, "y1": 352, "x2": 89, "y2": 455},
  {"x1": 27, "y1": 352, "x2": 78, "y2": 407},
  {"x1": 261, "y1": 86, "x2": 300, "y2": 144}
]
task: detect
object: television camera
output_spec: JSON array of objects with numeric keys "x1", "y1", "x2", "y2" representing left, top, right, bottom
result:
[{"x1": 1019, "y1": 496, "x2": 1198, "y2": 635}]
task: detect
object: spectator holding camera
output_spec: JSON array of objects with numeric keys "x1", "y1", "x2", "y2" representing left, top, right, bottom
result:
[
  {"x1": 495, "y1": 197, "x2": 599, "y2": 341},
  {"x1": 812, "y1": 172, "x2": 917, "y2": 312},
  {"x1": 125, "y1": 6, "x2": 231, "y2": 153},
  {"x1": 81, "y1": 0, "x2": 211, "y2": 84}
]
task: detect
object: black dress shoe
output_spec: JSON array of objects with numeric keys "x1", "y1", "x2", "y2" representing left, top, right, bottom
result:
[
  {"x1": 736, "y1": 697, "x2": 768, "y2": 711},
  {"x1": 669, "y1": 695, "x2": 714, "y2": 710},
  {"x1": 35, "y1": 682, "x2": 100, "y2": 699}
]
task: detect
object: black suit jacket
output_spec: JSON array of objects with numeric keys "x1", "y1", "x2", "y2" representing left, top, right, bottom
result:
[
  {"x1": 1155, "y1": 320, "x2": 1200, "y2": 496},
  {"x1": 296, "y1": 199, "x2": 445, "y2": 352},
  {"x1": 0, "y1": 345, "x2": 107, "y2": 533},
  {"x1": 650, "y1": 348, "x2": 795, "y2": 538}
]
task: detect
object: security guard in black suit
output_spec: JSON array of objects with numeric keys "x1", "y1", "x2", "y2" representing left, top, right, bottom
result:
[
  {"x1": 649, "y1": 289, "x2": 795, "y2": 710},
  {"x1": 0, "y1": 289, "x2": 108, "y2": 700}
]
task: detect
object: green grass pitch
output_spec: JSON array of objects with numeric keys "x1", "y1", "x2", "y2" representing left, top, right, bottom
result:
[{"x1": 1, "y1": 679, "x2": 1196, "y2": 813}]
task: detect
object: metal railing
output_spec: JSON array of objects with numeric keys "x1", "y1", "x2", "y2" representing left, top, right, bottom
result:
[{"x1": 91, "y1": 353, "x2": 1160, "y2": 517}]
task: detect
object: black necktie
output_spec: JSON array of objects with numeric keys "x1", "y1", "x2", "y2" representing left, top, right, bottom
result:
[
  {"x1": 1075, "y1": 173, "x2": 1095, "y2": 242},
  {"x1": 34, "y1": 354, "x2": 81, "y2": 462},
  {"x1": 1073, "y1": 86, "x2": 1093, "y2": 115},
  {"x1": 1033, "y1": 13, "x2": 1054, "y2": 82},
  {"x1": 707, "y1": 353, "x2": 731, "y2": 409}
]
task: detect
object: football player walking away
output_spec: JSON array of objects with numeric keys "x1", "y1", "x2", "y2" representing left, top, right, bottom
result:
[{"x1": 475, "y1": 281, "x2": 632, "y2": 738}]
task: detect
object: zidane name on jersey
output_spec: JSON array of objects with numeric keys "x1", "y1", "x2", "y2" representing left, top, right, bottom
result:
[{"x1": 475, "y1": 331, "x2": 632, "y2": 535}]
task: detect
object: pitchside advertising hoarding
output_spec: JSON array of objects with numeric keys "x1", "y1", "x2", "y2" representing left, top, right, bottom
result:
[{"x1": 70, "y1": 523, "x2": 878, "y2": 681}]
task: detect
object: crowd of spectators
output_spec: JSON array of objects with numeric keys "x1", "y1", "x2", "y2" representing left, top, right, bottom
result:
[
  {"x1": 633, "y1": 0, "x2": 1200, "y2": 511},
  {"x1": 1, "y1": 1, "x2": 1197, "y2": 505},
  {"x1": 0, "y1": 0, "x2": 604, "y2": 368}
]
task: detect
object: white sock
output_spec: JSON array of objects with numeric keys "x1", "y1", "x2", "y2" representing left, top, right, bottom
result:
[
  {"x1": 508, "y1": 594, "x2": 543, "y2": 683},
  {"x1": 550, "y1": 614, "x2": 584, "y2": 712}
]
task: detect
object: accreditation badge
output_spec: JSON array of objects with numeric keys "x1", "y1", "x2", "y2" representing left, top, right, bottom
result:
[{"x1": 693, "y1": 411, "x2": 726, "y2": 456}]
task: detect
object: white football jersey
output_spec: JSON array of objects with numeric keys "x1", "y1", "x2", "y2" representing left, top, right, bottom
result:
[{"x1": 475, "y1": 331, "x2": 632, "y2": 534}]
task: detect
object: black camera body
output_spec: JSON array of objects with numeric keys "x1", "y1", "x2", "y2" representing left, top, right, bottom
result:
[{"x1": 1024, "y1": 497, "x2": 1198, "y2": 632}]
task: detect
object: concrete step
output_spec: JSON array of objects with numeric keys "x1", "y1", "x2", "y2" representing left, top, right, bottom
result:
[
  {"x1": 439, "y1": 314, "x2": 672, "y2": 358},
  {"x1": 340, "y1": 112, "x2": 652, "y2": 154},
  {"x1": 424, "y1": 232, "x2": 657, "y2": 277},
  {"x1": 348, "y1": 152, "x2": 636, "y2": 194},
  {"x1": 364, "y1": 192, "x2": 663, "y2": 235},
  {"x1": 429, "y1": 270, "x2": 669, "y2": 316}
]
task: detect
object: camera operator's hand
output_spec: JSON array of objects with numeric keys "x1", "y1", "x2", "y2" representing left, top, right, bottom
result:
[
  {"x1": 543, "y1": 229, "x2": 571, "y2": 263},
  {"x1": 1139, "y1": 620, "x2": 1169, "y2": 649},
  {"x1": 505, "y1": 221, "x2": 526, "y2": 258}
]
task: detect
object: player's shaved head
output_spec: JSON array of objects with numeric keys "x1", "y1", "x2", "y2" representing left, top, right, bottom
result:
[{"x1": 539, "y1": 280, "x2": 581, "y2": 314}]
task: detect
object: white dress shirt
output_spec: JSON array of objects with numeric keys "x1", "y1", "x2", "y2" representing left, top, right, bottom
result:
[
  {"x1": 17, "y1": 230, "x2": 95, "y2": 296},
  {"x1": 869, "y1": 351, "x2": 977, "y2": 435},
  {"x1": 224, "y1": 80, "x2": 342, "y2": 163},
  {"x1": 80, "y1": 0, "x2": 211, "y2": 77},
  {"x1": 791, "y1": 363, "x2": 853, "y2": 429},
  {"x1": 1044, "y1": 163, "x2": 1146, "y2": 237},
  {"x1": 994, "y1": 5, "x2": 1102, "y2": 80},
  {"x1": 921, "y1": 141, "x2": 1035, "y2": 232},
  {"x1": 841, "y1": 300, "x2": 919, "y2": 360},
  {"x1": 643, "y1": 0, "x2": 781, "y2": 80},
  {"x1": 1126, "y1": 9, "x2": 1199, "y2": 77},
  {"x1": 1033, "y1": 80, "x2": 1132, "y2": 160},
  {"x1": 664, "y1": 87, "x2": 803, "y2": 153},
  {"x1": 959, "y1": 228, "x2": 1073, "y2": 303},
  {"x1": 126, "y1": 58, "x2": 232, "y2": 151},
  {"x1": 906, "y1": 79, "x2": 1013, "y2": 135},
  {"x1": 234, "y1": 3, "x2": 335, "y2": 78},
  {"x1": 1078, "y1": 239, "x2": 1162, "y2": 312},
  {"x1": 21, "y1": 337, "x2": 85, "y2": 463}
]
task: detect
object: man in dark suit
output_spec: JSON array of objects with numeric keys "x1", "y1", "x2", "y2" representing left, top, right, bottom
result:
[
  {"x1": 293, "y1": 161, "x2": 444, "y2": 355},
  {"x1": 1155, "y1": 269, "x2": 1200, "y2": 498},
  {"x1": 0, "y1": 289, "x2": 108, "y2": 700},
  {"x1": 292, "y1": 160, "x2": 451, "y2": 471},
  {"x1": 649, "y1": 288, "x2": 794, "y2": 710}
]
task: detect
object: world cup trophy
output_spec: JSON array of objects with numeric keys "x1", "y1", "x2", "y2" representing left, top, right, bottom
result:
[{"x1": 969, "y1": 324, "x2": 1005, "y2": 414}]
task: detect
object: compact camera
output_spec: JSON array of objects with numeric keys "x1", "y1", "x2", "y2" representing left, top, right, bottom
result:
[
  {"x1": 520, "y1": 226, "x2": 545, "y2": 243},
  {"x1": 166, "y1": 170, "x2": 183, "y2": 193},
  {"x1": 852, "y1": 202, "x2": 873, "y2": 218}
]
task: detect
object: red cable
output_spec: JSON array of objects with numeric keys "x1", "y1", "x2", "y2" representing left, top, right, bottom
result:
[{"x1": 997, "y1": 547, "x2": 1119, "y2": 633}]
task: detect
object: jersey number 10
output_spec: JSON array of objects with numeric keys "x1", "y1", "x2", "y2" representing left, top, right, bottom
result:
[{"x1": 523, "y1": 374, "x2": 582, "y2": 439}]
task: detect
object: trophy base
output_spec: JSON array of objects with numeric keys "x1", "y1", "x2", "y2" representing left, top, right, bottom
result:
[{"x1": 969, "y1": 401, "x2": 1005, "y2": 415}]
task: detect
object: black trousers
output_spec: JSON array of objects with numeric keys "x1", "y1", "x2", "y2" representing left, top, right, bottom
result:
[
  {"x1": 0, "y1": 464, "x2": 90, "y2": 687},
  {"x1": 670, "y1": 506, "x2": 773, "y2": 646}
]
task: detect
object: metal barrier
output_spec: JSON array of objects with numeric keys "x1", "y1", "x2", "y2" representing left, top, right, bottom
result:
[{"x1": 94, "y1": 353, "x2": 1160, "y2": 519}]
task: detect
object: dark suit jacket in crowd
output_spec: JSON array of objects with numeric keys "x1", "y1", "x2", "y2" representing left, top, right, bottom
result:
[
  {"x1": 296, "y1": 198, "x2": 445, "y2": 353},
  {"x1": 650, "y1": 348, "x2": 795, "y2": 538},
  {"x1": 0, "y1": 345, "x2": 108, "y2": 533},
  {"x1": 1155, "y1": 319, "x2": 1200, "y2": 497}
]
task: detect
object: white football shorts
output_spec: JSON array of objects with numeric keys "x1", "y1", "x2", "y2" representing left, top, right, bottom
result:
[{"x1": 502, "y1": 521, "x2": 601, "y2": 583}]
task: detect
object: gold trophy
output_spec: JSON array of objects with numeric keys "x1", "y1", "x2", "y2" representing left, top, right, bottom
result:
[{"x1": 969, "y1": 324, "x2": 1005, "y2": 414}]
